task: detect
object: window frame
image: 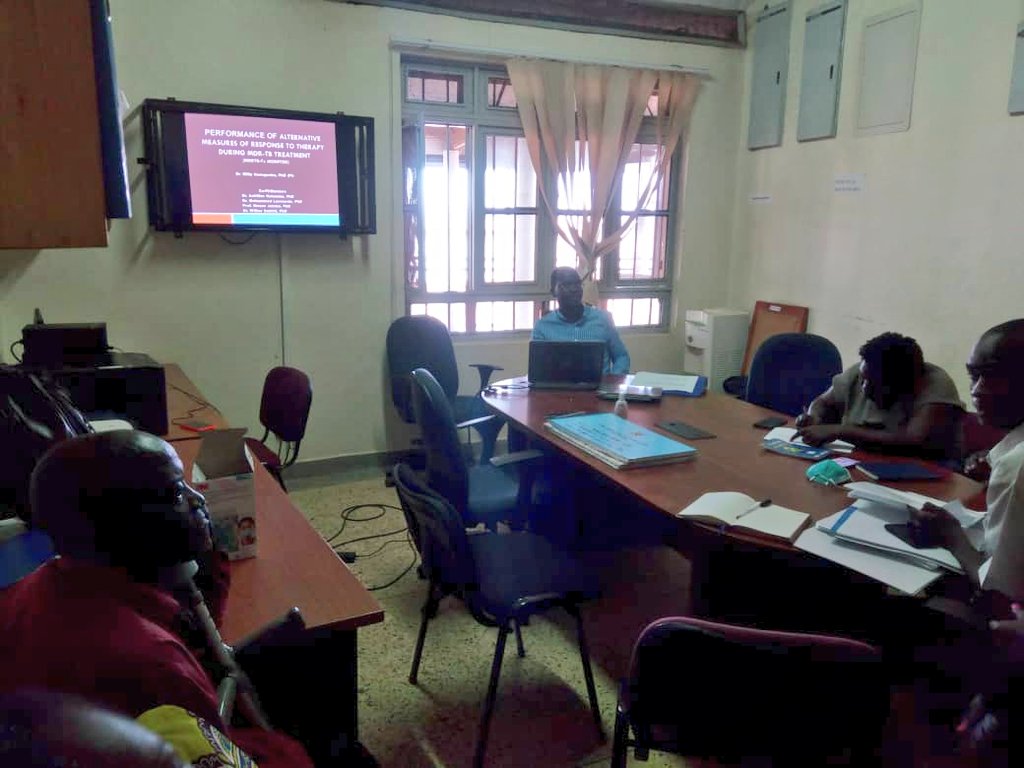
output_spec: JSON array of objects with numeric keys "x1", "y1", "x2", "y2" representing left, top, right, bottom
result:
[{"x1": 401, "y1": 57, "x2": 680, "y2": 334}]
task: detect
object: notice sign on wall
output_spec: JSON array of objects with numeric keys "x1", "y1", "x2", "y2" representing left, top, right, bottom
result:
[{"x1": 834, "y1": 173, "x2": 865, "y2": 193}]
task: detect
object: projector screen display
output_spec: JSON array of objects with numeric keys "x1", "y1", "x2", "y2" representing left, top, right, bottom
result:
[{"x1": 183, "y1": 112, "x2": 340, "y2": 228}]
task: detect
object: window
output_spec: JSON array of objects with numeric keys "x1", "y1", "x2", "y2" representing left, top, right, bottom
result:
[{"x1": 402, "y1": 59, "x2": 680, "y2": 333}]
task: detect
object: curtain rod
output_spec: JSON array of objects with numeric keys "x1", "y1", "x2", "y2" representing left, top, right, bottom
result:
[{"x1": 390, "y1": 37, "x2": 714, "y2": 80}]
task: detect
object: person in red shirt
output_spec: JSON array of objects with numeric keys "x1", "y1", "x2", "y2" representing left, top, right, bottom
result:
[{"x1": 0, "y1": 430, "x2": 312, "y2": 768}]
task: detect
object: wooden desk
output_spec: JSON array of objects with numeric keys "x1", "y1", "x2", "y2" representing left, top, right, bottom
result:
[
  {"x1": 172, "y1": 440, "x2": 383, "y2": 642},
  {"x1": 162, "y1": 364, "x2": 229, "y2": 442},
  {"x1": 484, "y1": 378, "x2": 981, "y2": 549},
  {"x1": 169, "y1": 375, "x2": 382, "y2": 765}
]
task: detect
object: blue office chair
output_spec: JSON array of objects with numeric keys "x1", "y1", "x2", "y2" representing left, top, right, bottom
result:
[
  {"x1": 386, "y1": 315, "x2": 503, "y2": 464},
  {"x1": 612, "y1": 616, "x2": 888, "y2": 767},
  {"x1": 744, "y1": 333, "x2": 842, "y2": 416},
  {"x1": 392, "y1": 462, "x2": 604, "y2": 768},
  {"x1": 409, "y1": 367, "x2": 539, "y2": 531}
]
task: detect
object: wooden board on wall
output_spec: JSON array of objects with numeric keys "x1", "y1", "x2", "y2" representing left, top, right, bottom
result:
[
  {"x1": 0, "y1": 0, "x2": 107, "y2": 249},
  {"x1": 740, "y1": 301, "x2": 809, "y2": 375}
]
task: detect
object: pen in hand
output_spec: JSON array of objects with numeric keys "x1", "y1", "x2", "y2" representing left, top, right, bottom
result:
[{"x1": 736, "y1": 498, "x2": 772, "y2": 519}]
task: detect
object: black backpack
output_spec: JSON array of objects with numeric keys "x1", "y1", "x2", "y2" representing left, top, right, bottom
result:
[{"x1": 0, "y1": 366, "x2": 91, "y2": 519}]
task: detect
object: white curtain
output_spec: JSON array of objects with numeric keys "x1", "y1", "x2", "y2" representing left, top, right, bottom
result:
[{"x1": 507, "y1": 58, "x2": 702, "y2": 304}]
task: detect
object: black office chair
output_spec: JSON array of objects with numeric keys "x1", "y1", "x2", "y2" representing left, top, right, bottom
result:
[
  {"x1": 744, "y1": 332, "x2": 842, "y2": 416},
  {"x1": 386, "y1": 315, "x2": 503, "y2": 464},
  {"x1": 612, "y1": 616, "x2": 889, "y2": 767},
  {"x1": 392, "y1": 462, "x2": 604, "y2": 768},
  {"x1": 410, "y1": 367, "x2": 540, "y2": 531}
]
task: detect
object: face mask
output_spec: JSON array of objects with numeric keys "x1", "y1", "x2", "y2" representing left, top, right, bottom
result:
[{"x1": 806, "y1": 459, "x2": 852, "y2": 487}]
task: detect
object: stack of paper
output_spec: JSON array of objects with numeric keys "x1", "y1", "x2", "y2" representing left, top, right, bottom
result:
[
  {"x1": 763, "y1": 426, "x2": 855, "y2": 454},
  {"x1": 795, "y1": 528, "x2": 944, "y2": 596},
  {"x1": 545, "y1": 412, "x2": 697, "y2": 469},
  {"x1": 816, "y1": 501, "x2": 963, "y2": 573},
  {"x1": 631, "y1": 371, "x2": 706, "y2": 397}
]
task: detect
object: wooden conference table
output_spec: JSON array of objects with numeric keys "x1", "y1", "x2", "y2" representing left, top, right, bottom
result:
[
  {"x1": 484, "y1": 378, "x2": 982, "y2": 624},
  {"x1": 164, "y1": 367, "x2": 383, "y2": 764}
]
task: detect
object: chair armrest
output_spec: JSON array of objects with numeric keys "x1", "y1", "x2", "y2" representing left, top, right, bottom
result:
[
  {"x1": 489, "y1": 449, "x2": 544, "y2": 468},
  {"x1": 470, "y1": 363, "x2": 504, "y2": 391},
  {"x1": 456, "y1": 414, "x2": 496, "y2": 431}
]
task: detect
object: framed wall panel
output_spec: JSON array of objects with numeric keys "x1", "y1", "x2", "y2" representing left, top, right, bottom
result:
[
  {"x1": 748, "y1": 3, "x2": 792, "y2": 150},
  {"x1": 856, "y1": 4, "x2": 921, "y2": 136},
  {"x1": 1010, "y1": 22, "x2": 1024, "y2": 115},
  {"x1": 797, "y1": 0, "x2": 847, "y2": 141}
]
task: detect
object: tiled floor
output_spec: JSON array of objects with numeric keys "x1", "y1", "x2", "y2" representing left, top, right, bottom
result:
[{"x1": 289, "y1": 471, "x2": 696, "y2": 767}]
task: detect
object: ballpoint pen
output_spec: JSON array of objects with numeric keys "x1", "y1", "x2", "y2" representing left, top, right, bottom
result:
[{"x1": 735, "y1": 498, "x2": 772, "y2": 519}]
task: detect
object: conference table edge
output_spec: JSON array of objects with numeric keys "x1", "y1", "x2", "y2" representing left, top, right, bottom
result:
[{"x1": 483, "y1": 378, "x2": 982, "y2": 553}]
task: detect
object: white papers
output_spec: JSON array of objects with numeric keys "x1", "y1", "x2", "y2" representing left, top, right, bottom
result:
[
  {"x1": 817, "y1": 501, "x2": 963, "y2": 573},
  {"x1": 631, "y1": 371, "x2": 699, "y2": 394},
  {"x1": 88, "y1": 418, "x2": 135, "y2": 433},
  {"x1": 844, "y1": 481, "x2": 943, "y2": 512},
  {"x1": 795, "y1": 527, "x2": 943, "y2": 596},
  {"x1": 763, "y1": 426, "x2": 855, "y2": 453}
]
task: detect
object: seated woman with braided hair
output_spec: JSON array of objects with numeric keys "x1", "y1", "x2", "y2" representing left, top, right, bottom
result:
[{"x1": 0, "y1": 431, "x2": 312, "y2": 768}]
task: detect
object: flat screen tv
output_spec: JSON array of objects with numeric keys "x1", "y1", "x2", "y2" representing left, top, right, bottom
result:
[{"x1": 142, "y1": 99, "x2": 375, "y2": 235}]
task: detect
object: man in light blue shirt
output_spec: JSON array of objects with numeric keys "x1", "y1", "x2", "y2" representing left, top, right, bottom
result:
[{"x1": 532, "y1": 267, "x2": 630, "y2": 374}]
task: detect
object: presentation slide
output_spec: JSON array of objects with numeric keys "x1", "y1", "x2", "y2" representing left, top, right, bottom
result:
[{"x1": 183, "y1": 112, "x2": 340, "y2": 227}]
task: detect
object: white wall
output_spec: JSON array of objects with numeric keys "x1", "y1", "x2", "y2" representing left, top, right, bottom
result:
[
  {"x1": 730, "y1": 0, "x2": 1024, "y2": 399},
  {"x1": 0, "y1": 0, "x2": 744, "y2": 461}
]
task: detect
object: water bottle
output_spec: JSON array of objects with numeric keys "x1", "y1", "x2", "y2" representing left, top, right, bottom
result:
[{"x1": 614, "y1": 392, "x2": 629, "y2": 418}]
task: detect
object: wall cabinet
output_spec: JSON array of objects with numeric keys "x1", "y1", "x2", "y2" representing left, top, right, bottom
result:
[{"x1": 0, "y1": 0, "x2": 108, "y2": 249}]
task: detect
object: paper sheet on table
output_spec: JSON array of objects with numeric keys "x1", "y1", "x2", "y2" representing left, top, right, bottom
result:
[
  {"x1": 795, "y1": 527, "x2": 943, "y2": 595},
  {"x1": 88, "y1": 418, "x2": 135, "y2": 433},
  {"x1": 631, "y1": 371, "x2": 700, "y2": 394},
  {"x1": 763, "y1": 426, "x2": 855, "y2": 453}
]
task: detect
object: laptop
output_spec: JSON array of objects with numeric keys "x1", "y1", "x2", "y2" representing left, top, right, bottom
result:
[{"x1": 528, "y1": 340, "x2": 605, "y2": 390}]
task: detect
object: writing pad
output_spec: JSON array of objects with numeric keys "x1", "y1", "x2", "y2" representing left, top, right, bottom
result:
[{"x1": 657, "y1": 421, "x2": 716, "y2": 440}]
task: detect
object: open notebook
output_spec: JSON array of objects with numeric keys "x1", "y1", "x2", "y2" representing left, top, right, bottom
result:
[{"x1": 678, "y1": 492, "x2": 810, "y2": 542}]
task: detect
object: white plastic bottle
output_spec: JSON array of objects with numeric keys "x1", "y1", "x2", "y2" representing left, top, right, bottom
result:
[{"x1": 614, "y1": 392, "x2": 629, "y2": 418}]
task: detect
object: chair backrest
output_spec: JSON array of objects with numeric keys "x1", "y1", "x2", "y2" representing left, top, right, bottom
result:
[
  {"x1": 408, "y1": 368, "x2": 470, "y2": 514},
  {"x1": 0, "y1": 689, "x2": 186, "y2": 767},
  {"x1": 259, "y1": 366, "x2": 312, "y2": 444},
  {"x1": 392, "y1": 462, "x2": 476, "y2": 591},
  {"x1": 624, "y1": 616, "x2": 887, "y2": 761},
  {"x1": 386, "y1": 316, "x2": 460, "y2": 424},
  {"x1": 745, "y1": 332, "x2": 842, "y2": 416}
]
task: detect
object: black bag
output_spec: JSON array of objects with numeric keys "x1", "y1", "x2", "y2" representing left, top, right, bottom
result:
[{"x1": 0, "y1": 366, "x2": 91, "y2": 519}]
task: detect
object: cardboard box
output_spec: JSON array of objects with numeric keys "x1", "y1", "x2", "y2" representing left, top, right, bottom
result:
[{"x1": 191, "y1": 428, "x2": 257, "y2": 560}]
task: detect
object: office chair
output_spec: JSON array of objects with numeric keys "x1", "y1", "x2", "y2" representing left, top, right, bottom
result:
[
  {"x1": 392, "y1": 463, "x2": 604, "y2": 768},
  {"x1": 386, "y1": 315, "x2": 503, "y2": 464},
  {"x1": 409, "y1": 367, "x2": 541, "y2": 531},
  {"x1": 243, "y1": 366, "x2": 312, "y2": 491},
  {"x1": 744, "y1": 332, "x2": 842, "y2": 416},
  {"x1": 612, "y1": 616, "x2": 889, "y2": 767},
  {"x1": 0, "y1": 689, "x2": 186, "y2": 767}
]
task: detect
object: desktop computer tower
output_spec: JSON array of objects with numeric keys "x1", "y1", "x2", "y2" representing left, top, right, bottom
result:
[{"x1": 683, "y1": 308, "x2": 749, "y2": 394}]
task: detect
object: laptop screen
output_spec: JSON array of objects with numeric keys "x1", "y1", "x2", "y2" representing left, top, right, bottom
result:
[{"x1": 528, "y1": 340, "x2": 605, "y2": 389}]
